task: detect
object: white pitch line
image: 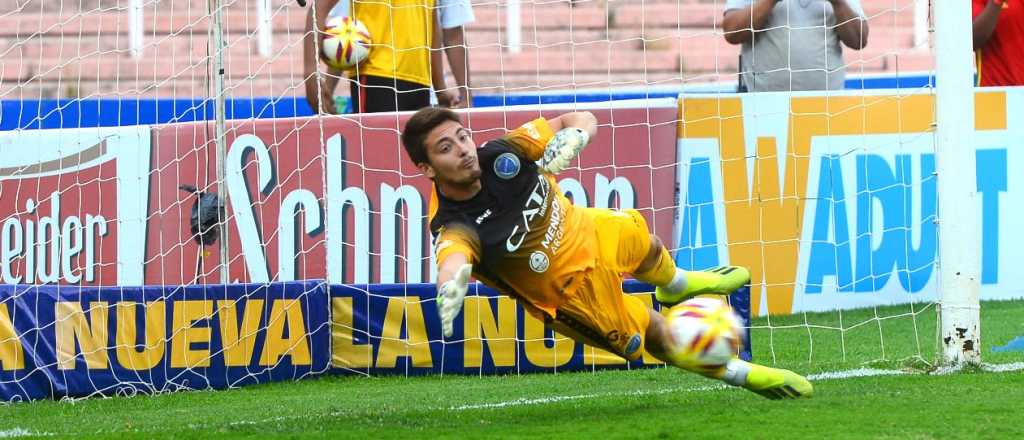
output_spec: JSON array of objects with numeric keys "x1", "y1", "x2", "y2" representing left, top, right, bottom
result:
[
  {"x1": 0, "y1": 429, "x2": 52, "y2": 438},
  {"x1": 982, "y1": 361, "x2": 1024, "y2": 373},
  {"x1": 806, "y1": 368, "x2": 907, "y2": 380},
  {"x1": 448, "y1": 384, "x2": 724, "y2": 411},
  {"x1": 934, "y1": 361, "x2": 1024, "y2": 375},
  {"x1": 228, "y1": 415, "x2": 294, "y2": 427},
  {"x1": 447, "y1": 363, "x2": 1024, "y2": 411}
]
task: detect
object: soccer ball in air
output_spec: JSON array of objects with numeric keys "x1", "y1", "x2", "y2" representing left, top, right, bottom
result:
[
  {"x1": 321, "y1": 16, "x2": 371, "y2": 70},
  {"x1": 666, "y1": 297, "x2": 743, "y2": 372}
]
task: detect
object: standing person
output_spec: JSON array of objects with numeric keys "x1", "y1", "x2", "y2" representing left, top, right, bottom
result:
[
  {"x1": 432, "y1": 0, "x2": 475, "y2": 108},
  {"x1": 303, "y1": 0, "x2": 436, "y2": 114},
  {"x1": 973, "y1": 0, "x2": 1024, "y2": 86},
  {"x1": 722, "y1": 0, "x2": 870, "y2": 92},
  {"x1": 401, "y1": 107, "x2": 814, "y2": 399}
]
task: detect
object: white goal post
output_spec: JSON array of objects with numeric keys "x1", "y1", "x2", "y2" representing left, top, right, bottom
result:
[{"x1": 932, "y1": 0, "x2": 981, "y2": 366}]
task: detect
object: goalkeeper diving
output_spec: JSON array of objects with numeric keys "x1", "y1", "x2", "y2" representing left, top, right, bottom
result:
[{"x1": 401, "y1": 107, "x2": 813, "y2": 399}]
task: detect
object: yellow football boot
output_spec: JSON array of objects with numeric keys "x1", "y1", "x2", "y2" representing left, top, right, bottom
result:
[
  {"x1": 655, "y1": 266, "x2": 751, "y2": 306},
  {"x1": 720, "y1": 359, "x2": 814, "y2": 400}
]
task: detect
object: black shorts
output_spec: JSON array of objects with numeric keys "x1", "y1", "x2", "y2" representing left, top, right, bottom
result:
[{"x1": 349, "y1": 75, "x2": 431, "y2": 113}]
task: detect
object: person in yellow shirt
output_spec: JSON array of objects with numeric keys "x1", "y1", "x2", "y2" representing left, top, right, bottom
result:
[
  {"x1": 304, "y1": 0, "x2": 438, "y2": 113},
  {"x1": 401, "y1": 107, "x2": 814, "y2": 399}
]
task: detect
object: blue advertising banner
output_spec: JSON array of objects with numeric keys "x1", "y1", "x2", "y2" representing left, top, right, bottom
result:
[
  {"x1": 0, "y1": 281, "x2": 330, "y2": 401},
  {"x1": 0, "y1": 74, "x2": 932, "y2": 131},
  {"x1": 0, "y1": 280, "x2": 749, "y2": 401},
  {"x1": 328, "y1": 280, "x2": 751, "y2": 375}
]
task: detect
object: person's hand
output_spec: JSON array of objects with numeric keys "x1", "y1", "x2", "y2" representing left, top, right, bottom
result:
[
  {"x1": 304, "y1": 72, "x2": 338, "y2": 115},
  {"x1": 437, "y1": 264, "x2": 472, "y2": 338},
  {"x1": 538, "y1": 127, "x2": 590, "y2": 174},
  {"x1": 451, "y1": 87, "x2": 471, "y2": 109},
  {"x1": 435, "y1": 89, "x2": 460, "y2": 108}
]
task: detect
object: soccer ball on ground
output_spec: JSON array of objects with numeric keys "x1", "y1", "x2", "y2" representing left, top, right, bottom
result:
[
  {"x1": 665, "y1": 297, "x2": 743, "y2": 372},
  {"x1": 321, "y1": 16, "x2": 371, "y2": 70}
]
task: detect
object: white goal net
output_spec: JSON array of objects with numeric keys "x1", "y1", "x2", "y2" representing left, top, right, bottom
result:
[{"x1": 3, "y1": 0, "x2": 1011, "y2": 402}]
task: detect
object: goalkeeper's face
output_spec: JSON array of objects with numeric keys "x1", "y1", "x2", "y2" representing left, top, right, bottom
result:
[{"x1": 421, "y1": 120, "x2": 481, "y2": 188}]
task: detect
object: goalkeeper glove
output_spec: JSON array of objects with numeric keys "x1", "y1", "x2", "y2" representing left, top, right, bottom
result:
[
  {"x1": 538, "y1": 127, "x2": 590, "y2": 174},
  {"x1": 437, "y1": 263, "x2": 473, "y2": 338}
]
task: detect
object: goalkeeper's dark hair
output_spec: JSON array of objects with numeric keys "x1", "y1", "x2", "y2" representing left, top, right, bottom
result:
[{"x1": 402, "y1": 107, "x2": 462, "y2": 166}]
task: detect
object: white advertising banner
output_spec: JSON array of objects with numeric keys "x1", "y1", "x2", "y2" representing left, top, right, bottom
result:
[{"x1": 675, "y1": 88, "x2": 1024, "y2": 315}]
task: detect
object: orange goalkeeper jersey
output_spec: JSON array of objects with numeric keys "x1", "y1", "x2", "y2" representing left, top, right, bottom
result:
[{"x1": 430, "y1": 118, "x2": 597, "y2": 317}]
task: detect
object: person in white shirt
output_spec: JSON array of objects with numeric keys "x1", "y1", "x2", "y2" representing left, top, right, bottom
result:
[
  {"x1": 722, "y1": 0, "x2": 869, "y2": 92},
  {"x1": 432, "y1": 0, "x2": 475, "y2": 108}
]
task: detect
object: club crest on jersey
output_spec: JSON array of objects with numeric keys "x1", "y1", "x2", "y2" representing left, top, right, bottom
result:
[
  {"x1": 494, "y1": 152, "x2": 521, "y2": 179},
  {"x1": 529, "y1": 250, "x2": 550, "y2": 273},
  {"x1": 623, "y1": 333, "x2": 643, "y2": 356}
]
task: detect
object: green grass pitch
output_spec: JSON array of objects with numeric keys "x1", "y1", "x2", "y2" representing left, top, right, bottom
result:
[{"x1": 2, "y1": 299, "x2": 1022, "y2": 439}]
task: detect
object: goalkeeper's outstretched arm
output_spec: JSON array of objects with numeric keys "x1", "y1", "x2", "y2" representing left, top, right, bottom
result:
[
  {"x1": 538, "y1": 111, "x2": 598, "y2": 174},
  {"x1": 437, "y1": 252, "x2": 470, "y2": 291},
  {"x1": 548, "y1": 111, "x2": 598, "y2": 140},
  {"x1": 436, "y1": 252, "x2": 473, "y2": 338}
]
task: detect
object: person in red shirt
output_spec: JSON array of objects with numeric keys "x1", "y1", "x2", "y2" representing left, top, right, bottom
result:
[{"x1": 973, "y1": 0, "x2": 1024, "y2": 86}]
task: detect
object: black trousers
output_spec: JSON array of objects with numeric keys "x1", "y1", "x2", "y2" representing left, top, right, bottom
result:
[{"x1": 350, "y1": 75, "x2": 431, "y2": 113}]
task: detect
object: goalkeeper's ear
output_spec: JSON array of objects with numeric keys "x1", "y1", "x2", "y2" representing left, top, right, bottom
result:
[{"x1": 547, "y1": 111, "x2": 598, "y2": 141}]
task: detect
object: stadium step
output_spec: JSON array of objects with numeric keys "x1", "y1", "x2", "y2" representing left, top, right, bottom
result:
[{"x1": 0, "y1": 0, "x2": 925, "y2": 99}]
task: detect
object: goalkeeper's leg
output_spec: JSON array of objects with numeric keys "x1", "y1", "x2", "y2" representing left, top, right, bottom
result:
[
  {"x1": 644, "y1": 310, "x2": 814, "y2": 400},
  {"x1": 632, "y1": 235, "x2": 751, "y2": 306}
]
